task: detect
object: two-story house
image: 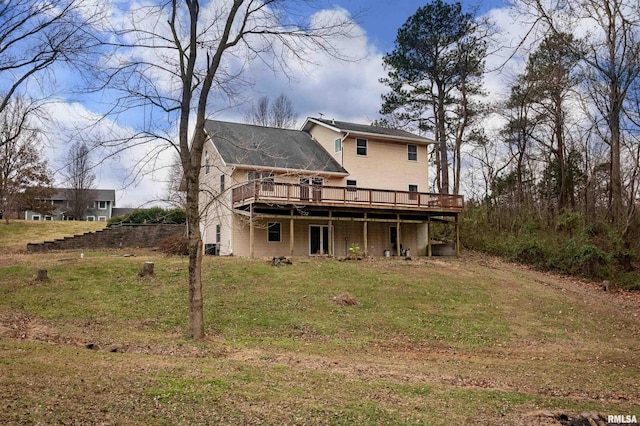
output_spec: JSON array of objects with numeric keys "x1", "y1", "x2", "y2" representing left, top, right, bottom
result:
[
  {"x1": 24, "y1": 188, "x2": 116, "y2": 221},
  {"x1": 199, "y1": 118, "x2": 463, "y2": 257}
]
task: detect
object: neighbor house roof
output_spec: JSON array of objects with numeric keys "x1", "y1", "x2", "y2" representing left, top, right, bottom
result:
[
  {"x1": 204, "y1": 120, "x2": 348, "y2": 175},
  {"x1": 50, "y1": 188, "x2": 116, "y2": 203},
  {"x1": 301, "y1": 117, "x2": 435, "y2": 144}
]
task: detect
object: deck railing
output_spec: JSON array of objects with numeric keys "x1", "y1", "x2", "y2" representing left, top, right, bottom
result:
[{"x1": 232, "y1": 181, "x2": 464, "y2": 211}]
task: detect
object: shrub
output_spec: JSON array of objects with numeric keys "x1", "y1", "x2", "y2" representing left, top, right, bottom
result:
[{"x1": 108, "y1": 207, "x2": 186, "y2": 226}]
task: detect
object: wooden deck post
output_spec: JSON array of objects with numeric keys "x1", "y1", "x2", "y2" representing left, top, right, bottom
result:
[
  {"x1": 249, "y1": 204, "x2": 255, "y2": 259},
  {"x1": 455, "y1": 214, "x2": 460, "y2": 257},
  {"x1": 289, "y1": 207, "x2": 294, "y2": 256},
  {"x1": 427, "y1": 216, "x2": 432, "y2": 257},
  {"x1": 363, "y1": 212, "x2": 368, "y2": 256},
  {"x1": 328, "y1": 210, "x2": 333, "y2": 256},
  {"x1": 396, "y1": 214, "x2": 401, "y2": 256}
]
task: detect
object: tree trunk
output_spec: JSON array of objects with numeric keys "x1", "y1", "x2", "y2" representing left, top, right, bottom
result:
[
  {"x1": 185, "y1": 163, "x2": 204, "y2": 340},
  {"x1": 437, "y1": 85, "x2": 449, "y2": 194}
]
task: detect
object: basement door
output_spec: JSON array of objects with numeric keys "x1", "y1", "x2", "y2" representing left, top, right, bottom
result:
[{"x1": 309, "y1": 225, "x2": 329, "y2": 255}]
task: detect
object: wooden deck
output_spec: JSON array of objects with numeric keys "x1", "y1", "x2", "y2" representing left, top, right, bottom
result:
[{"x1": 232, "y1": 182, "x2": 464, "y2": 213}]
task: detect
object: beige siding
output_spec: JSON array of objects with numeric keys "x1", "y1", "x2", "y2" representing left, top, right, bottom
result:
[
  {"x1": 341, "y1": 137, "x2": 429, "y2": 192},
  {"x1": 231, "y1": 214, "x2": 422, "y2": 258},
  {"x1": 200, "y1": 139, "x2": 235, "y2": 255},
  {"x1": 307, "y1": 124, "x2": 343, "y2": 166},
  {"x1": 307, "y1": 122, "x2": 431, "y2": 192}
]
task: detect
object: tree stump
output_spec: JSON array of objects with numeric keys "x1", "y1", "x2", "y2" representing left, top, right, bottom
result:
[
  {"x1": 138, "y1": 262, "x2": 155, "y2": 277},
  {"x1": 36, "y1": 269, "x2": 49, "y2": 282}
]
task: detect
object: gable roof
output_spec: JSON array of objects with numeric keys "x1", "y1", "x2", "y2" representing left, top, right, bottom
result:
[
  {"x1": 302, "y1": 117, "x2": 435, "y2": 144},
  {"x1": 204, "y1": 120, "x2": 347, "y2": 174}
]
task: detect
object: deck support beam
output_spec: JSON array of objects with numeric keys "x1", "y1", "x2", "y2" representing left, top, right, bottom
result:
[
  {"x1": 328, "y1": 210, "x2": 333, "y2": 256},
  {"x1": 427, "y1": 216, "x2": 432, "y2": 257},
  {"x1": 289, "y1": 207, "x2": 294, "y2": 256},
  {"x1": 455, "y1": 213, "x2": 460, "y2": 257},
  {"x1": 396, "y1": 214, "x2": 401, "y2": 256},
  {"x1": 249, "y1": 203, "x2": 255, "y2": 259},
  {"x1": 363, "y1": 212, "x2": 368, "y2": 256}
]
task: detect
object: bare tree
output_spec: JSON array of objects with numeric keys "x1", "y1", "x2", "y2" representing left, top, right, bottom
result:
[
  {"x1": 245, "y1": 93, "x2": 297, "y2": 128},
  {"x1": 0, "y1": 0, "x2": 102, "y2": 124},
  {"x1": 62, "y1": 141, "x2": 96, "y2": 220},
  {"x1": 0, "y1": 97, "x2": 52, "y2": 223},
  {"x1": 96, "y1": 1, "x2": 356, "y2": 339},
  {"x1": 519, "y1": 0, "x2": 640, "y2": 223},
  {"x1": 165, "y1": 152, "x2": 186, "y2": 209}
]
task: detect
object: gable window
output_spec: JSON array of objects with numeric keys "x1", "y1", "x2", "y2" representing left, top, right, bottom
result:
[
  {"x1": 356, "y1": 138, "x2": 368, "y2": 156},
  {"x1": 204, "y1": 150, "x2": 210, "y2": 174},
  {"x1": 409, "y1": 184, "x2": 418, "y2": 200},
  {"x1": 408, "y1": 144, "x2": 418, "y2": 161},
  {"x1": 97, "y1": 200, "x2": 107, "y2": 209},
  {"x1": 267, "y1": 222, "x2": 281, "y2": 242},
  {"x1": 248, "y1": 171, "x2": 275, "y2": 191},
  {"x1": 220, "y1": 174, "x2": 225, "y2": 193},
  {"x1": 334, "y1": 138, "x2": 342, "y2": 153}
]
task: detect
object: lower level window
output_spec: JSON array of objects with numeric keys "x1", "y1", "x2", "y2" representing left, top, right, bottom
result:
[
  {"x1": 268, "y1": 222, "x2": 281, "y2": 242},
  {"x1": 86, "y1": 216, "x2": 95, "y2": 221}
]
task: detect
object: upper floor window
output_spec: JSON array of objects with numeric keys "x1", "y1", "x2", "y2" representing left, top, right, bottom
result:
[
  {"x1": 248, "y1": 171, "x2": 275, "y2": 191},
  {"x1": 408, "y1": 144, "x2": 418, "y2": 161},
  {"x1": 356, "y1": 138, "x2": 367, "y2": 156},
  {"x1": 95, "y1": 200, "x2": 107, "y2": 209},
  {"x1": 220, "y1": 174, "x2": 225, "y2": 193},
  {"x1": 334, "y1": 138, "x2": 342, "y2": 153},
  {"x1": 204, "y1": 150, "x2": 210, "y2": 174}
]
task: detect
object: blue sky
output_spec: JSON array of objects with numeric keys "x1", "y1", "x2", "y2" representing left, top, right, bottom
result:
[
  {"x1": 330, "y1": 0, "x2": 507, "y2": 52},
  {"x1": 28, "y1": 0, "x2": 519, "y2": 207}
]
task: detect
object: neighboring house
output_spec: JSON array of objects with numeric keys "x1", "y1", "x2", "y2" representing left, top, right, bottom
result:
[
  {"x1": 200, "y1": 118, "x2": 463, "y2": 257},
  {"x1": 24, "y1": 188, "x2": 116, "y2": 221}
]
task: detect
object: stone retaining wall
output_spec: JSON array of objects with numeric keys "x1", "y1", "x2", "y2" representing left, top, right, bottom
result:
[{"x1": 26, "y1": 224, "x2": 186, "y2": 252}]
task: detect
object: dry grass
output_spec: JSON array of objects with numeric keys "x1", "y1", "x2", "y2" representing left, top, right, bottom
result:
[
  {"x1": 0, "y1": 219, "x2": 106, "y2": 252},
  {"x1": 0, "y1": 221, "x2": 639, "y2": 424}
]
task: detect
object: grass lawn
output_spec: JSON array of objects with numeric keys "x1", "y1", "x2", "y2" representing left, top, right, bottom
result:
[{"x1": 0, "y1": 222, "x2": 638, "y2": 424}]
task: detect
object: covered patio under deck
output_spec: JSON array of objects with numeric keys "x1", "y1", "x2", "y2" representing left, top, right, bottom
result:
[{"x1": 232, "y1": 182, "x2": 464, "y2": 259}]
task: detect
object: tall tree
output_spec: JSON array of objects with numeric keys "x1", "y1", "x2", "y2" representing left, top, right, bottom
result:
[
  {"x1": 521, "y1": 0, "x2": 640, "y2": 223},
  {"x1": 246, "y1": 94, "x2": 297, "y2": 128},
  {"x1": 380, "y1": 0, "x2": 487, "y2": 194},
  {"x1": 0, "y1": 97, "x2": 52, "y2": 223},
  {"x1": 523, "y1": 32, "x2": 580, "y2": 211},
  {"x1": 62, "y1": 141, "x2": 96, "y2": 220},
  {"x1": 0, "y1": 0, "x2": 101, "y2": 123},
  {"x1": 97, "y1": 1, "x2": 354, "y2": 339}
]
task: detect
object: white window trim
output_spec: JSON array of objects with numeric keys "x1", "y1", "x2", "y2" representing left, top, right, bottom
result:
[
  {"x1": 98, "y1": 216, "x2": 107, "y2": 222},
  {"x1": 408, "y1": 144, "x2": 418, "y2": 161},
  {"x1": 86, "y1": 216, "x2": 96, "y2": 221},
  {"x1": 356, "y1": 138, "x2": 368, "y2": 156},
  {"x1": 97, "y1": 200, "x2": 107, "y2": 210},
  {"x1": 44, "y1": 216, "x2": 53, "y2": 221},
  {"x1": 32, "y1": 215, "x2": 41, "y2": 221},
  {"x1": 334, "y1": 138, "x2": 342, "y2": 153}
]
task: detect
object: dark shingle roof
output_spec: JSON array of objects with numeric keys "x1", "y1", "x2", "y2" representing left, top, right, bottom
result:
[
  {"x1": 305, "y1": 118, "x2": 434, "y2": 143},
  {"x1": 51, "y1": 188, "x2": 116, "y2": 202},
  {"x1": 204, "y1": 120, "x2": 347, "y2": 174}
]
